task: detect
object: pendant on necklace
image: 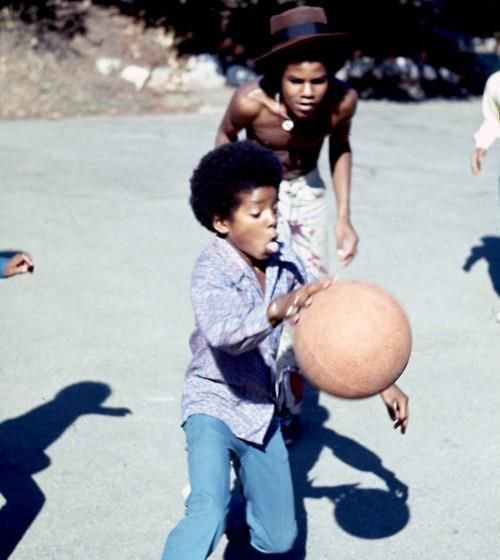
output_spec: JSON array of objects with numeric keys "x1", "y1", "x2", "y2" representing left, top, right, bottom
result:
[{"x1": 281, "y1": 119, "x2": 294, "y2": 132}]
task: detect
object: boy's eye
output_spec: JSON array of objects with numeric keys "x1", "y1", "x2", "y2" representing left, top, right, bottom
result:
[{"x1": 250, "y1": 212, "x2": 261, "y2": 218}]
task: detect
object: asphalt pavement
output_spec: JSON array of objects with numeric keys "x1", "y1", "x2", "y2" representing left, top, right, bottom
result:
[{"x1": 1, "y1": 96, "x2": 499, "y2": 559}]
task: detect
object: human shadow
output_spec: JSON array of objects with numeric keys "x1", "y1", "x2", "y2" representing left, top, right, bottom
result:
[
  {"x1": 463, "y1": 236, "x2": 500, "y2": 296},
  {"x1": 0, "y1": 381, "x2": 131, "y2": 559},
  {"x1": 223, "y1": 385, "x2": 409, "y2": 560},
  {"x1": 288, "y1": 387, "x2": 410, "y2": 558}
]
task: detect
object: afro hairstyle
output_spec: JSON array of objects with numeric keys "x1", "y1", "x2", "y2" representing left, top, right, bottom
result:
[{"x1": 190, "y1": 140, "x2": 282, "y2": 232}]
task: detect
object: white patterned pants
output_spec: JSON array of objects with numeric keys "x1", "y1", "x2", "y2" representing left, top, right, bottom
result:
[{"x1": 276, "y1": 168, "x2": 329, "y2": 414}]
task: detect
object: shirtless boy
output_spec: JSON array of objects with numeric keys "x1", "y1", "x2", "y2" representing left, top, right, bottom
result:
[{"x1": 216, "y1": 6, "x2": 360, "y2": 439}]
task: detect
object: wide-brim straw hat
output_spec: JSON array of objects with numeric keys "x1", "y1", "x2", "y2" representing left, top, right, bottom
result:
[{"x1": 253, "y1": 6, "x2": 349, "y2": 74}]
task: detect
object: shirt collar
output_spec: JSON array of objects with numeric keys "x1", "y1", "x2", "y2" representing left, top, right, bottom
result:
[{"x1": 213, "y1": 236, "x2": 251, "y2": 283}]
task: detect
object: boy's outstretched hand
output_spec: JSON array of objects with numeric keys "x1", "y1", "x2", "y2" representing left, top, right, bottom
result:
[
  {"x1": 4, "y1": 253, "x2": 34, "y2": 277},
  {"x1": 267, "y1": 279, "x2": 333, "y2": 327},
  {"x1": 380, "y1": 383, "x2": 409, "y2": 434},
  {"x1": 335, "y1": 218, "x2": 358, "y2": 267}
]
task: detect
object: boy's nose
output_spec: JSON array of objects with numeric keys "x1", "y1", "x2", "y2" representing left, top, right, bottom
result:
[{"x1": 302, "y1": 82, "x2": 313, "y2": 96}]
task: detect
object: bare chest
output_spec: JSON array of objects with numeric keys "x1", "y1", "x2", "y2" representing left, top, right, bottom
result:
[{"x1": 247, "y1": 113, "x2": 334, "y2": 176}]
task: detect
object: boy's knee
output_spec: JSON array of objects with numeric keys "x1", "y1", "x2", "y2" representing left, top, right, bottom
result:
[
  {"x1": 253, "y1": 520, "x2": 297, "y2": 554},
  {"x1": 274, "y1": 521, "x2": 297, "y2": 553},
  {"x1": 187, "y1": 491, "x2": 227, "y2": 528}
]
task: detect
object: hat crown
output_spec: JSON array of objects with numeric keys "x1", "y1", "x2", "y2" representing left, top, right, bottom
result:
[
  {"x1": 253, "y1": 5, "x2": 347, "y2": 74},
  {"x1": 270, "y1": 6, "x2": 328, "y2": 34}
]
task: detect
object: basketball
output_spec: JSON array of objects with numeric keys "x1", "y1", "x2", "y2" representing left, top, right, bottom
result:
[{"x1": 293, "y1": 280, "x2": 412, "y2": 398}]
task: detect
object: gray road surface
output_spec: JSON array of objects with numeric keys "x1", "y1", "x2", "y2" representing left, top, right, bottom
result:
[{"x1": 1, "y1": 97, "x2": 499, "y2": 560}]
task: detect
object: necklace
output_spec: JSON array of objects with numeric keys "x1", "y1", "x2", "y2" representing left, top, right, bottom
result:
[{"x1": 274, "y1": 93, "x2": 294, "y2": 132}]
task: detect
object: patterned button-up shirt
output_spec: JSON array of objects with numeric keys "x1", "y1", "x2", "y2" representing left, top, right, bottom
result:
[{"x1": 181, "y1": 236, "x2": 308, "y2": 444}]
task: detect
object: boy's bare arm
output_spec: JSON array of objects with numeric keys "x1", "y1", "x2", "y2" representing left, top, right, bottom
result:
[
  {"x1": 329, "y1": 88, "x2": 359, "y2": 266},
  {"x1": 329, "y1": 87, "x2": 358, "y2": 205}
]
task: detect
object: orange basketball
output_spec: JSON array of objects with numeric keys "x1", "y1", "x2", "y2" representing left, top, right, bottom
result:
[{"x1": 293, "y1": 279, "x2": 412, "y2": 398}]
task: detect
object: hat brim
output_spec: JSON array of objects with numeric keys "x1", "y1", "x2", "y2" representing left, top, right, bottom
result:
[{"x1": 253, "y1": 33, "x2": 350, "y2": 74}]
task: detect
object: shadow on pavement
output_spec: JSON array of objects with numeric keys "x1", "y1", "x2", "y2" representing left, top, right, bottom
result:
[
  {"x1": 463, "y1": 235, "x2": 500, "y2": 296},
  {"x1": 0, "y1": 381, "x2": 130, "y2": 559},
  {"x1": 223, "y1": 386, "x2": 410, "y2": 559}
]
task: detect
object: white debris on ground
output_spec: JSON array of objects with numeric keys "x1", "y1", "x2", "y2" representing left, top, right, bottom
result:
[{"x1": 96, "y1": 52, "x2": 227, "y2": 93}]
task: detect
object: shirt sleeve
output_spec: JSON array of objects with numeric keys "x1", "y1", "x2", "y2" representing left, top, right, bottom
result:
[
  {"x1": 473, "y1": 73, "x2": 500, "y2": 150},
  {"x1": 191, "y1": 255, "x2": 274, "y2": 355},
  {"x1": 0, "y1": 256, "x2": 8, "y2": 278}
]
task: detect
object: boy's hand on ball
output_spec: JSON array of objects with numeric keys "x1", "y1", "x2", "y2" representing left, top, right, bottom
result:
[
  {"x1": 267, "y1": 280, "x2": 332, "y2": 326},
  {"x1": 380, "y1": 383, "x2": 409, "y2": 434}
]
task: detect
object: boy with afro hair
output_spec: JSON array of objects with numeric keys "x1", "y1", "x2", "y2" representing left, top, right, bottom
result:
[
  {"x1": 161, "y1": 140, "x2": 408, "y2": 559},
  {"x1": 161, "y1": 140, "x2": 331, "y2": 558}
]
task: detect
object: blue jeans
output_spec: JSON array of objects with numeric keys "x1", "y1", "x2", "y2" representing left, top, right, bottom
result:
[{"x1": 161, "y1": 414, "x2": 297, "y2": 559}]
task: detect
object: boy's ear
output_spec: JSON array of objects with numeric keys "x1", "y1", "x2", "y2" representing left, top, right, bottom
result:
[{"x1": 212, "y1": 215, "x2": 229, "y2": 235}]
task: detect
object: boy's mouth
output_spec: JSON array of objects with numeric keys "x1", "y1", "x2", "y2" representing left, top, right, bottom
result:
[
  {"x1": 265, "y1": 239, "x2": 279, "y2": 254},
  {"x1": 294, "y1": 101, "x2": 316, "y2": 115}
]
